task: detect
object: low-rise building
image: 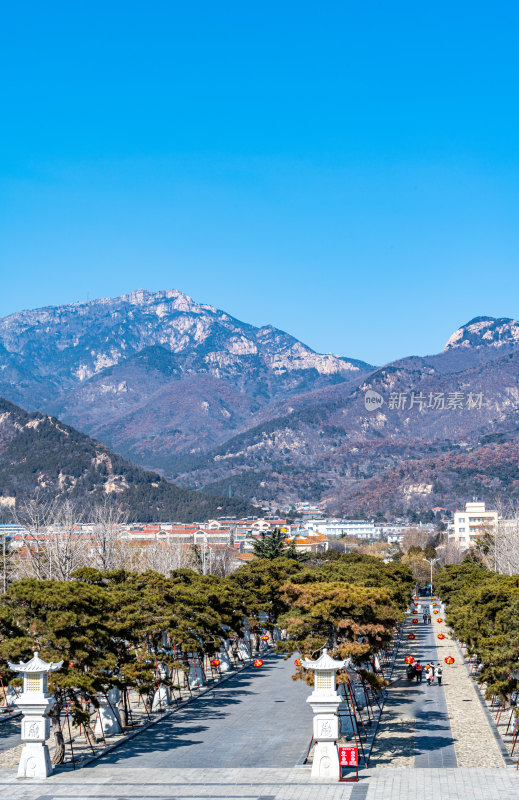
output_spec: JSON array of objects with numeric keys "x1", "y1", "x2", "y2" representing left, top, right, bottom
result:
[
  {"x1": 307, "y1": 518, "x2": 380, "y2": 541},
  {"x1": 285, "y1": 532, "x2": 329, "y2": 554}
]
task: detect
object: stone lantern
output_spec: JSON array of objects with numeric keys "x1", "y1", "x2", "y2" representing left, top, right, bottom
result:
[
  {"x1": 301, "y1": 648, "x2": 347, "y2": 779},
  {"x1": 8, "y1": 651, "x2": 63, "y2": 778}
]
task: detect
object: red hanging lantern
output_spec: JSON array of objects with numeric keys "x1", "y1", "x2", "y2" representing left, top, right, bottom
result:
[
  {"x1": 408, "y1": 633, "x2": 416, "y2": 640},
  {"x1": 437, "y1": 634, "x2": 446, "y2": 640},
  {"x1": 261, "y1": 634, "x2": 269, "y2": 642},
  {"x1": 444, "y1": 656, "x2": 455, "y2": 665},
  {"x1": 412, "y1": 618, "x2": 418, "y2": 624},
  {"x1": 413, "y1": 596, "x2": 418, "y2": 601},
  {"x1": 210, "y1": 658, "x2": 221, "y2": 667},
  {"x1": 433, "y1": 610, "x2": 439, "y2": 614},
  {"x1": 433, "y1": 602, "x2": 438, "y2": 607},
  {"x1": 404, "y1": 656, "x2": 415, "y2": 664},
  {"x1": 413, "y1": 601, "x2": 418, "y2": 606},
  {"x1": 294, "y1": 658, "x2": 302, "y2": 667},
  {"x1": 253, "y1": 659, "x2": 264, "y2": 668},
  {"x1": 437, "y1": 618, "x2": 443, "y2": 623}
]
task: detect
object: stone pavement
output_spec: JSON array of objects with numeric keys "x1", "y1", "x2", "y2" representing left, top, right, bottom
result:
[
  {"x1": 1, "y1": 766, "x2": 519, "y2": 799},
  {"x1": 369, "y1": 607, "x2": 504, "y2": 770},
  {"x1": 0, "y1": 617, "x2": 514, "y2": 799},
  {"x1": 94, "y1": 654, "x2": 312, "y2": 769},
  {"x1": 369, "y1": 613, "x2": 456, "y2": 768},
  {"x1": 435, "y1": 616, "x2": 506, "y2": 767}
]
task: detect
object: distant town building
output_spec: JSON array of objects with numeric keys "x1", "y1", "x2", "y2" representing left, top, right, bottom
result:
[
  {"x1": 285, "y1": 532, "x2": 329, "y2": 554},
  {"x1": 306, "y1": 519, "x2": 380, "y2": 541},
  {"x1": 449, "y1": 501, "x2": 498, "y2": 549},
  {"x1": 296, "y1": 503, "x2": 324, "y2": 522}
]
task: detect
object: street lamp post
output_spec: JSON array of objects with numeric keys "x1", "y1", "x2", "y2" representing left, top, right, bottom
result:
[{"x1": 423, "y1": 557, "x2": 438, "y2": 594}]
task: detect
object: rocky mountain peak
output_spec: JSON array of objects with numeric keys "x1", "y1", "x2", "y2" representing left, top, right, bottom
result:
[{"x1": 444, "y1": 316, "x2": 519, "y2": 351}]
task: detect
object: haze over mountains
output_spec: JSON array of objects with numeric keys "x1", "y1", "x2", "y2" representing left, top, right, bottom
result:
[{"x1": 1, "y1": 292, "x2": 519, "y2": 516}]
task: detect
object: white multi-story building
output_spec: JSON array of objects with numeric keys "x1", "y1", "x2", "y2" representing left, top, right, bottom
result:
[
  {"x1": 306, "y1": 519, "x2": 380, "y2": 541},
  {"x1": 449, "y1": 501, "x2": 498, "y2": 549}
]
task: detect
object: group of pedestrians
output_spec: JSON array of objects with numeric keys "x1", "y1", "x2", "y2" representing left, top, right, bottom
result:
[{"x1": 411, "y1": 661, "x2": 443, "y2": 685}]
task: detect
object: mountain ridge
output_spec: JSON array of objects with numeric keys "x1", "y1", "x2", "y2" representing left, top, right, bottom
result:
[
  {"x1": 1, "y1": 291, "x2": 518, "y2": 514},
  {"x1": 0, "y1": 395, "x2": 255, "y2": 522}
]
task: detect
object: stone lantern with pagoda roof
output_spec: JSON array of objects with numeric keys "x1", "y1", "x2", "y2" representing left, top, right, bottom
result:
[
  {"x1": 301, "y1": 647, "x2": 347, "y2": 779},
  {"x1": 8, "y1": 651, "x2": 63, "y2": 778}
]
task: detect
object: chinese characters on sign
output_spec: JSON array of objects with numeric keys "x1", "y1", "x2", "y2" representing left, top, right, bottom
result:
[{"x1": 339, "y1": 746, "x2": 358, "y2": 767}]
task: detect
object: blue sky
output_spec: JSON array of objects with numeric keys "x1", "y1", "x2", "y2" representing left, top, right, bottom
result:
[{"x1": 1, "y1": 2, "x2": 519, "y2": 365}]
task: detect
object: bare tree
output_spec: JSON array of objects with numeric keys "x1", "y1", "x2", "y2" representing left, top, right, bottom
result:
[
  {"x1": 436, "y1": 540, "x2": 464, "y2": 566},
  {"x1": 135, "y1": 538, "x2": 195, "y2": 574},
  {"x1": 89, "y1": 499, "x2": 128, "y2": 571},
  {"x1": 207, "y1": 546, "x2": 237, "y2": 577},
  {"x1": 45, "y1": 499, "x2": 89, "y2": 581},
  {"x1": 13, "y1": 491, "x2": 56, "y2": 580},
  {"x1": 400, "y1": 527, "x2": 431, "y2": 554}
]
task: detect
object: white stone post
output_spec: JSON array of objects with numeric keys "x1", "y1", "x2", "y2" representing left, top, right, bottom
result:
[
  {"x1": 8, "y1": 651, "x2": 63, "y2": 779},
  {"x1": 152, "y1": 663, "x2": 171, "y2": 709},
  {"x1": 94, "y1": 694, "x2": 123, "y2": 736},
  {"x1": 301, "y1": 648, "x2": 347, "y2": 779},
  {"x1": 218, "y1": 641, "x2": 233, "y2": 673},
  {"x1": 187, "y1": 654, "x2": 206, "y2": 689}
]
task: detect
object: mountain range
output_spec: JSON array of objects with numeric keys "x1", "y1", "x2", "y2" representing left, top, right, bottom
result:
[{"x1": 1, "y1": 292, "x2": 519, "y2": 516}]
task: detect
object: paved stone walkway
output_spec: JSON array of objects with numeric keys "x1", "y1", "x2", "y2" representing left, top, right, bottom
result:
[
  {"x1": 369, "y1": 613, "x2": 456, "y2": 768},
  {"x1": 1, "y1": 766, "x2": 519, "y2": 799},
  {"x1": 95, "y1": 654, "x2": 312, "y2": 769},
  {"x1": 435, "y1": 616, "x2": 505, "y2": 767},
  {"x1": 0, "y1": 611, "x2": 512, "y2": 798},
  {"x1": 370, "y1": 606, "x2": 505, "y2": 771},
  {"x1": 0, "y1": 714, "x2": 23, "y2": 756}
]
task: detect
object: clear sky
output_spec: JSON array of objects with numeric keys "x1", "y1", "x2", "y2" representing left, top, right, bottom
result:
[{"x1": 1, "y1": 2, "x2": 519, "y2": 365}]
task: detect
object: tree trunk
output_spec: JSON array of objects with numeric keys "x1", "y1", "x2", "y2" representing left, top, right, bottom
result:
[
  {"x1": 50, "y1": 693, "x2": 65, "y2": 765},
  {"x1": 119, "y1": 689, "x2": 129, "y2": 727},
  {"x1": 145, "y1": 687, "x2": 155, "y2": 714},
  {"x1": 72, "y1": 690, "x2": 97, "y2": 749}
]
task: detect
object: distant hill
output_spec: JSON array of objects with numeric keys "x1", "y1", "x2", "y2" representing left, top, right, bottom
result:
[
  {"x1": 0, "y1": 397, "x2": 255, "y2": 522},
  {"x1": 0, "y1": 289, "x2": 372, "y2": 474},
  {"x1": 1, "y1": 292, "x2": 519, "y2": 516},
  {"x1": 173, "y1": 318, "x2": 519, "y2": 513}
]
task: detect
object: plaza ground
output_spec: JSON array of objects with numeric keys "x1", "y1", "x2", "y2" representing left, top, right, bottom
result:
[{"x1": 1, "y1": 626, "x2": 518, "y2": 799}]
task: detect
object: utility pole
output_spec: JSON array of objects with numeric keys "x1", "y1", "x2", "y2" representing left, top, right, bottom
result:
[
  {"x1": 423, "y1": 557, "x2": 438, "y2": 594},
  {"x1": 2, "y1": 534, "x2": 6, "y2": 594}
]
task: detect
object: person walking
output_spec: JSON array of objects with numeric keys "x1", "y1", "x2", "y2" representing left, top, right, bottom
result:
[
  {"x1": 415, "y1": 661, "x2": 423, "y2": 683},
  {"x1": 435, "y1": 663, "x2": 443, "y2": 686},
  {"x1": 423, "y1": 612, "x2": 427, "y2": 623},
  {"x1": 427, "y1": 613, "x2": 432, "y2": 624},
  {"x1": 425, "y1": 664, "x2": 434, "y2": 686}
]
